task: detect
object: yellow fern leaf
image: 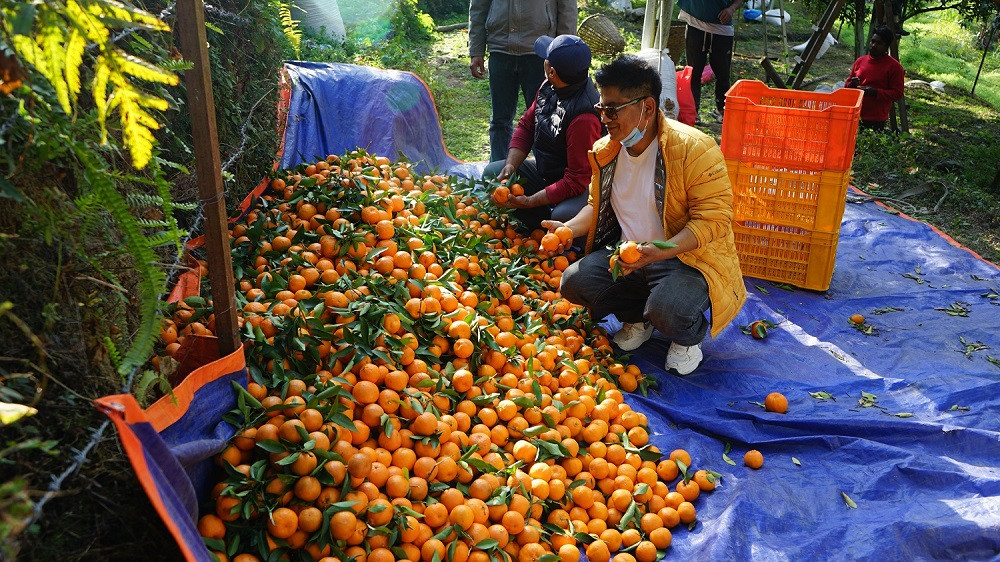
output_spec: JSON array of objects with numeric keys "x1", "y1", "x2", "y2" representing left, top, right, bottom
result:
[
  {"x1": 66, "y1": 0, "x2": 111, "y2": 44},
  {"x1": 65, "y1": 29, "x2": 87, "y2": 105},
  {"x1": 93, "y1": 59, "x2": 111, "y2": 144},
  {"x1": 112, "y1": 52, "x2": 179, "y2": 86},
  {"x1": 9, "y1": 35, "x2": 42, "y2": 69},
  {"x1": 87, "y1": 0, "x2": 171, "y2": 32},
  {"x1": 38, "y1": 10, "x2": 72, "y2": 113},
  {"x1": 115, "y1": 85, "x2": 158, "y2": 168}
]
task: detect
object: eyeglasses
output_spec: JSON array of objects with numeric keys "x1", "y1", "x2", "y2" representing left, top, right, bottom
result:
[{"x1": 594, "y1": 97, "x2": 646, "y2": 120}]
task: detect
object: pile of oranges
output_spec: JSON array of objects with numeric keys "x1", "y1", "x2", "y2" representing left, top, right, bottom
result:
[{"x1": 162, "y1": 151, "x2": 721, "y2": 562}]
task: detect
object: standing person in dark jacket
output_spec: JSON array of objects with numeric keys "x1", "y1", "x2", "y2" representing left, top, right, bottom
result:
[
  {"x1": 483, "y1": 34, "x2": 604, "y2": 235},
  {"x1": 469, "y1": 0, "x2": 578, "y2": 162},
  {"x1": 677, "y1": 0, "x2": 742, "y2": 123},
  {"x1": 846, "y1": 26, "x2": 905, "y2": 131}
]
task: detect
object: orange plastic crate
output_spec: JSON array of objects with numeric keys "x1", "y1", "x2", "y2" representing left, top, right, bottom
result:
[
  {"x1": 728, "y1": 160, "x2": 850, "y2": 233},
  {"x1": 722, "y1": 80, "x2": 863, "y2": 172},
  {"x1": 734, "y1": 220, "x2": 840, "y2": 291}
]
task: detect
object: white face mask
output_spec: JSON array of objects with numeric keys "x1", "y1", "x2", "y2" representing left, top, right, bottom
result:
[{"x1": 621, "y1": 103, "x2": 647, "y2": 148}]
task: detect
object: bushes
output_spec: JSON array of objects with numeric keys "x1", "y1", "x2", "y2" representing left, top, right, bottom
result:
[{"x1": 417, "y1": 0, "x2": 469, "y2": 23}]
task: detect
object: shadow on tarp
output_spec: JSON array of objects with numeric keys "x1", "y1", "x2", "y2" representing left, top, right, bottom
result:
[{"x1": 98, "y1": 60, "x2": 1000, "y2": 560}]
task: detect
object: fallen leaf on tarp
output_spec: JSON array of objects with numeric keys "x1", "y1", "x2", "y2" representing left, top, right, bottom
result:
[
  {"x1": 722, "y1": 442, "x2": 736, "y2": 466},
  {"x1": 842, "y1": 492, "x2": 858, "y2": 509}
]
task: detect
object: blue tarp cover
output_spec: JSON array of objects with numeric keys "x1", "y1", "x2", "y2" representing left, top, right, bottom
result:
[{"x1": 284, "y1": 61, "x2": 1000, "y2": 559}]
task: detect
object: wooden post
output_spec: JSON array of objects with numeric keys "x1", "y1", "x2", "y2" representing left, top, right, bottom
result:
[
  {"x1": 175, "y1": 0, "x2": 240, "y2": 356},
  {"x1": 760, "y1": 57, "x2": 788, "y2": 88}
]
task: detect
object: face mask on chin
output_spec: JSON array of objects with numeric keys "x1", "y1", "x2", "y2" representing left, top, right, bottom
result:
[{"x1": 621, "y1": 102, "x2": 646, "y2": 148}]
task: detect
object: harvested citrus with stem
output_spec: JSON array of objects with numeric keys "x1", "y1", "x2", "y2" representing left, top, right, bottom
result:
[{"x1": 163, "y1": 151, "x2": 719, "y2": 561}]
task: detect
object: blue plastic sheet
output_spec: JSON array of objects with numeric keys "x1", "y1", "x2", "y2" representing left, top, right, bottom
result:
[
  {"x1": 278, "y1": 61, "x2": 1000, "y2": 558},
  {"x1": 615, "y1": 198, "x2": 1000, "y2": 560},
  {"x1": 281, "y1": 61, "x2": 483, "y2": 178}
]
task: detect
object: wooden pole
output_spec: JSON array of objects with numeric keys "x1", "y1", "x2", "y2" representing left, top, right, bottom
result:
[{"x1": 175, "y1": 0, "x2": 240, "y2": 356}]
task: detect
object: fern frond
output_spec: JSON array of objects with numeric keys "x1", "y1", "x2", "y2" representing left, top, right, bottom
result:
[
  {"x1": 88, "y1": 0, "x2": 171, "y2": 32},
  {"x1": 126, "y1": 192, "x2": 165, "y2": 208},
  {"x1": 92, "y1": 58, "x2": 111, "y2": 144},
  {"x1": 38, "y1": 10, "x2": 73, "y2": 114},
  {"x1": 82, "y1": 149, "x2": 166, "y2": 374},
  {"x1": 104, "y1": 336, "x2": 123, "y2": 369},
  {"x1": 66, "y1": 0, "x2": 110, "y2": 44},
  {"x1": 112, "y1": 52, "x2": 180, "y2": 86},
  {"x1": 279, "y1": 3, "x2": 302, "y2": 58},
  {"x1": 173, "y1": 202, "x2": 198, "y2": 211},
  {"x1": 135, "y1": 218, "x2": 170, "y2": 228},
  {"x1": 65, "y1": 29, "x2": 86, "y2": 105}
]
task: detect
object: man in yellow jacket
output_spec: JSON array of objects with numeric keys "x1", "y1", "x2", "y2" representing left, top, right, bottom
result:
[{"x1": 543, "y1": 55, "x2": 746, "y2": 375}]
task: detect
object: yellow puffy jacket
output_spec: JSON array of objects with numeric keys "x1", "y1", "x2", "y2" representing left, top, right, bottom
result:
[{"x1": 584, "y1": 112, "x2": 747, "y2": 337}]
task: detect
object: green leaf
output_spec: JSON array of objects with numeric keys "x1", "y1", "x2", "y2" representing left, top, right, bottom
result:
[
  {"x1": 792, "y1": 457, "x2": 801, "y2": 466},
  {"x1": 474, "y1": 539, "x2": 499, "y2": 550},
  {"x1": 809, "y1": 391, "x2": 835, "y2": 401},
  {"x1": 842, "y1": 491, "x2": 858, "y2": 509},
  {"x1": 892, "y1": 412, "x2": 913, "y2": 418},
  {"x1": 722, "y1": 442, "x2": 736, "y2": 466}
]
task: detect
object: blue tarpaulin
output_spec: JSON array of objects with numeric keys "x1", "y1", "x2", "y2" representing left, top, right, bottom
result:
[{"x1": 279, "y1": 62, "x2": 1000, "y2": 559}]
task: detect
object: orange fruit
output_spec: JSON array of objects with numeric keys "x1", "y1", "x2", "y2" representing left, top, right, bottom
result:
[
  {"x1": 850, "y1": 313, "x2": 865, "y2": 324},
  {"x1": 618, "y1": 241, "x2": 641, "y2": 264},
  {"x1": 693, "y1": 469, "x2": 717, "y2": 491},
  {"x1": 764, "y1": 392, "x2": 788, "y2": 414},
  {"x1": 744, "y1": 449, "x2": 764, "y2": 469}
]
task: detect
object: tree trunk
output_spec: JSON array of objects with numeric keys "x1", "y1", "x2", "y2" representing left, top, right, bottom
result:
[{"x1": 855, "y1": 0, "x2": 865, "y2": 59}]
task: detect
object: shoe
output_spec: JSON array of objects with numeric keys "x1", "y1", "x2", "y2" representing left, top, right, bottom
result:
[
  {"x1": 613, "y1": 322, "x2": 653, "y2": 351},
  {"x1": 897, "y1": 28, "x2": 910, "y2": 36},
  {"x1": 665, "y1": 342, "x2": 703, "y2": 376},
  {"x1": 709, "y1": 109, "x2": 724, "y2": 123}
]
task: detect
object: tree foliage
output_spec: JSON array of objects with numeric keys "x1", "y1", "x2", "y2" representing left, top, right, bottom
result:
[{"x1": 6, "y1": 0, "x2": 179, "y2": 169}]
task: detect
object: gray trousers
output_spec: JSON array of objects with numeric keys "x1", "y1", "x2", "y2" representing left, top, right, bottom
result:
[{"x1": 560, "y1": 247, "x2": 711, "y2": 346}]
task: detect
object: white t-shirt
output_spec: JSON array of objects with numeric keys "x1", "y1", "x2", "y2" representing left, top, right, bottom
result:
[
  {"x1": 610, "y1": 143, "x2": 664, "y2": 243},
  {"x1": 679, "y1": 9, "x2": 735, "y2": 37}
]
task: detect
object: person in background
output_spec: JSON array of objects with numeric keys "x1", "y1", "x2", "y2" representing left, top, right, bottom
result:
[
  {"x1": 469, "y1": 0, "x2": 578, "y2": 162},
  {"x1": 542, "y1": 55, "x2": 747, "y2": 376},
  {"x1": 846, "y1": 25, "x2": 904, "y2": 132},
  {"x1": 483, "y1": 34, "x2": 603, "y2": 236},
  {"x1": 677, "y1": 0, "x2": 742, "y2": 123}
]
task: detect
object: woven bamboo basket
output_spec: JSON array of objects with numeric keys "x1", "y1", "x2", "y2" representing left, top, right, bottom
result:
[
  {"x1": 667, "y1": 20, "x2": 686, "y2": 65},
  {"x1": 577, "y1": 14, "x2": 626, "y2": 58}
]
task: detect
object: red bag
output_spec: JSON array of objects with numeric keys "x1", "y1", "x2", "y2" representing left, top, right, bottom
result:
[{"x1": 676, "y1": 66, "x2": 697, "y2": 126}]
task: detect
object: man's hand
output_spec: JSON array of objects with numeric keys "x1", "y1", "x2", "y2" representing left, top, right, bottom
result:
[
  {"x1": 860, "y1": 85, "x2": 876, "y2": 96},
  {"x1": 470, "y1": 56, "x2": 486, "y2": 79},
  {"x1": 846, "y1": 76, "x2": 860, "y2": 88},
  {"x1": 616, "y1": 243, "x2": 674, "y2": 276},
  {"x1": 497, "y1": 163, "x2": 517, "y2": 182},
  {"x1": 540, "y1": 220, "x2": 566, "y2": 232},
  {"x1": 718, "y1": 5, "x2": 738, "y2": 24}
]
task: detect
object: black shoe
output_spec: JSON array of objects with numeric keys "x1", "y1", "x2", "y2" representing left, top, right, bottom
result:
[{"x1": 898, "y1": 28, "x2": 910, "y2": 36}]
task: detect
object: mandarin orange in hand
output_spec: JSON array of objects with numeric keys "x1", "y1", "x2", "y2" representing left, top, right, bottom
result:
[
  {"x1": 618, "y1": 241, "x2": 641, "y2": 264},
  {"x1": 493, "y1": 185, "x2": 510, "y2": 204}
]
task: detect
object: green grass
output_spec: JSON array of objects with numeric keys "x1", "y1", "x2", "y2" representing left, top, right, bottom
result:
[{"x1": 901, "y1": 12, "x2": 1000, "y2": 108}]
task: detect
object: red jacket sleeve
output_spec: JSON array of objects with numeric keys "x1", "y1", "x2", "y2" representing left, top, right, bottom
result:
[
  {"x1": 544, "y1": 113, "x2": 603, "y2": 203},
  {"x1": 877, "y1": 60, "x2": 904, "y2": 103},
  {"x1": 510, "y1": 98, "x2": 538, "y2": 153}
]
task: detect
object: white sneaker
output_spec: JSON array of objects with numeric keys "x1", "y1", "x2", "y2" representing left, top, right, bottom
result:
[
  {"x1": 665, "y1": 342, "x2": 703, "y2": 376},
  {"x1": 613, "y1": 322, "x2": 653, "y2": 351}
]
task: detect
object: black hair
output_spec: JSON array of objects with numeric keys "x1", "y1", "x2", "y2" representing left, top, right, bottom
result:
[
  {"x1": 872, "y1": 25, "x2": 893, "y2": 45},
  {"x1": 594, "y1": 55, "x2": 662, "y2": 104}
]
